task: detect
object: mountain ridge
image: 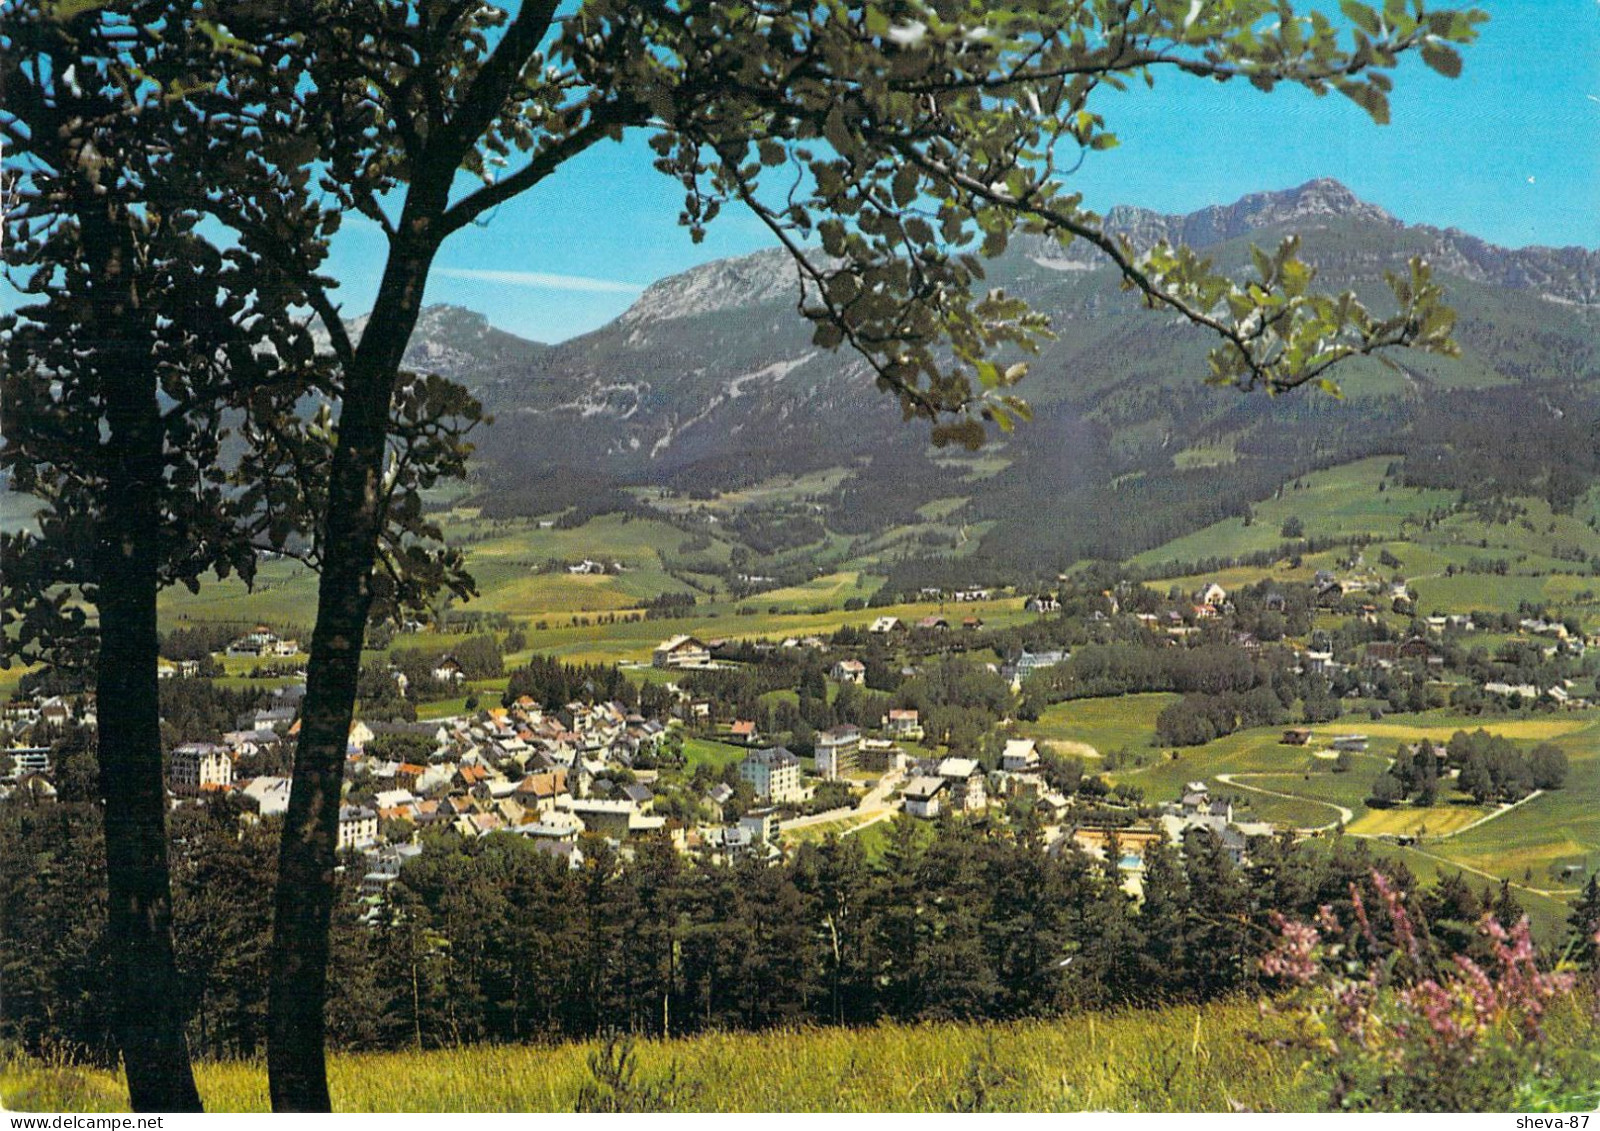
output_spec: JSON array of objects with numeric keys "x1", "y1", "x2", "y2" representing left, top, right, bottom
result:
[{"x1": 386, "y1": 177, "x2": 1598, "y2": 579}]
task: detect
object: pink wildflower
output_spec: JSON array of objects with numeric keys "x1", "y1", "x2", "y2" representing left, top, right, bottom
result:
[
  {"x1": 1263, "y1": 913, "x2": 1321, "y2": 984},
  {"x1": 1316, "y1": 904, "x2": 1340, "y2": 935},
  {"x1": 1350, "y1": 882, "x2": 1376, "y2": 946},
  {"x1": 1371, "y1": 870, "x2": 1421, "y2": 962}
]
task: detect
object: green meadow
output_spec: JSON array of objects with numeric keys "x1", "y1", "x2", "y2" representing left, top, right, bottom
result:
[{"x1": 0, "y1": 1000, "x2": 1324, "y2": 1113}]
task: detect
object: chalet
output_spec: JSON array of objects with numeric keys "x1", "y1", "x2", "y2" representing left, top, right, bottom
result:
[
  {"x1": 815, "y1": 725, "x2": 861, "y2": 780},
  {"x1": 1024, "y1": 595, "x2": 1060, "y2": 614},
  {"x1": 902, "y1": 776, "x2": 947, "y2": 819},
  {"x1": 953, "y1": 588, "x2": 991, "y2": 602},
  {"x1": 961, "y1": 616, "x2": 984, "y2": 631},
  {"x1": 169, "y1": 742, "x2": 233, "y2": 795},
  {"x1": 740, "y1": 746, "x2": 804, "y2": 804},
  {"x1": 653, "y1": 635, "x2": 711, "y2": 669},
  {"x1": 1000, "y1": 738, "x2": 1040, "y2": 773},
  {"x1": 1330, "y1": 734, "x2": 1369, "y2": 753},
  {"x1": 38, "y1": 697, "x2": 77, "y2": 726},
  {"x1": 1302, "y1": 649, "x2": 1335, "y2": 675},
  {"x1": 885, "y1": 708, "x2": 923, "y2": 740},
  {"x1": 1314, "y1": 582, "x2": 1346, "y2": 609},
  {"x1": 704, "y1": 782, "x2": 735, "y2": 821},
  {"x1": 868, "y1": 616, "x2": 901, "y2": 634},
  {"x1": 830, "y1": 659, "x2": 867, "y2": 685},
  {"x1": 729, "y1": 719, "x2": 759, "y2": 743},
  {"x1": 222, "y1": 728, "x2": 281, "y2": 759},
  {"x1": 347, "y1": 719, "x2": 375, "y2": 755},
  {"x1": 1195, "y1": 582, "x2": 1228, "y2": 608},
  {"x1": 1281, "y1": 728, "x2": 1312, "y2": 746},
  {"x1": 937, "y1": 757, "x2": 987, "y2": 811},
  {"x1": 917, "y1": 615, "x2": 950, "y2": 631}
]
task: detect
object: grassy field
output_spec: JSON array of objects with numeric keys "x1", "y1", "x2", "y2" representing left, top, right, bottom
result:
[
  {"x1": 1127, "y1": 458, "x2": 1600, "y2": 634},
  {"x1": 1028, "y1": 690, "x2": 1599, "y2": 923},
  {"x1": 1130, "y1": 458, "x2": 1458, "y2": 569},
  {"x1": 681, "y1": 736, "x2": 750, "y2": 769},
  {"x1": 11, "y1": 991, "x2": 1599, "y2": 1114},
  {"x1": 1024, "y1": 694, "x2": 1180, "y2": 758},
  {"x1": 0, "y1": 1000, "x2": 1329, "y2": 1112}
]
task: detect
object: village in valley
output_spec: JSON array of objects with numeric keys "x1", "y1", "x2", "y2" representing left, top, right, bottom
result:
[{"x1": 7, "y1": 536, "x2": 1595, "y2": 930}]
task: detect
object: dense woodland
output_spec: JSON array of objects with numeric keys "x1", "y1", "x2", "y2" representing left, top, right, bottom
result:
[{"x1": 10, "y1": 777, "x2": 1597, "y2": 1066}]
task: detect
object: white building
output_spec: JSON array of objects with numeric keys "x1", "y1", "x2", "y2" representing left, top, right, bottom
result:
[
  {"x1": 814, "y1": 725, "x2": 861, "y2": 780},
  {"x1": 937, "y1": 756, "x2": 987, "y2": 811},
  {"x1": 239, "y1": 775, "x2": 293, "y2": 817},
  {"x1": 739, "y1": 746, "x2": 804, "y2": 804},
  {"x1": 338, "y1": 804, "x2": 379, "y2": 851},
  {"x1": 831, "y1": 659, "x2": 867, "y2": 684},
  {"x1": 1001, "y1": 738, "x2": 1040, "y2": 773},
  {"x1": 169, "y1": 742, "x2": 233, "y2": 795},
  {"x1": 884, "y1": 708, "x2": 923, "y2": 740},
  {"x1": 902, "y1": 776, "x2": 947, "y2": 819}
]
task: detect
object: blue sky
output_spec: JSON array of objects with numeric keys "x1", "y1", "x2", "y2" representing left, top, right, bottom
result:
[
  {"x1": 12, "y1": 1, "x2": 1593, "y2": 343},
  {"x1": 395, "y1": 0, "x2": 1598, "y2": 343}
]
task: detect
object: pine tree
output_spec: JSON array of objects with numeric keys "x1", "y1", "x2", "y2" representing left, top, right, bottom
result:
[{"x1": 1567, "y1": 873, "x2": 1600, "y2": 971}]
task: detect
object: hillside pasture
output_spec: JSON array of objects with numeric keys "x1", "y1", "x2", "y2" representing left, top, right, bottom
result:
[{"x1": 1025, "y1": 694, "x2": 1179, "y2": 759}]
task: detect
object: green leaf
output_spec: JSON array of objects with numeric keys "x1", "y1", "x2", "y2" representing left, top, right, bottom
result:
[
  {"x1": 1420, "y1": 40, "x2": 1462, "y2": 78},
  {"x1": 1339, "y1": 1, "x2": 1382, "y2": 37}
]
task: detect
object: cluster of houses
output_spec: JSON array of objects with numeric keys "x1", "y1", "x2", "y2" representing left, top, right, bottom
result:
[
  {"x1": 901, "y1": 738, "x2": 1060, "y2": 821},
  {"x1": 0, "y1": 694, "x2": 92, "y2": 801},
  {"x1": 1059, "y1": 780, "x2": 1276, "y2": 896},
  {"x1": 916, "y1": 587, "x2": 995, "y2": 603},
  {"x1": 1482, "y1": 680, "x2": 1591, "y2": 709},
  {"x1": 167, "y1": 689, "x2": 685, "y2": 875},
  {"x1": 224, "y1": 625, "x2": 301, "y2": 659}
]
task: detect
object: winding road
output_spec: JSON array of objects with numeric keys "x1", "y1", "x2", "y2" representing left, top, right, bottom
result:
[{"x1": 1213, "y1": 771, "x2": 1353, "y2": 831}]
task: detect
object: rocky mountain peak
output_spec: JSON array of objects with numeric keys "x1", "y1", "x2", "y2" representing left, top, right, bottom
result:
[{"x1": 618, "y1": 247, "x2": 807, "y2": 328}]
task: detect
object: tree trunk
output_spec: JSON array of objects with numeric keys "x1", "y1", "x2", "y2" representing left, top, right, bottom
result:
[
  {"x1": 267, "y1": 231, "x2": 438, "y2": 1112},
  {"x1": 79, "y1": 196, "x2": 206, "y2": 1113},
  {"x1": 94, "y1": 314, "x2": 205, "y2": 1114}
]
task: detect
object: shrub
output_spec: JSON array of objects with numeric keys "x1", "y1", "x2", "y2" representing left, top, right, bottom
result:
[{"x1": 1261, "y1": 870, "x2": 1598, "y2": 1112}]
